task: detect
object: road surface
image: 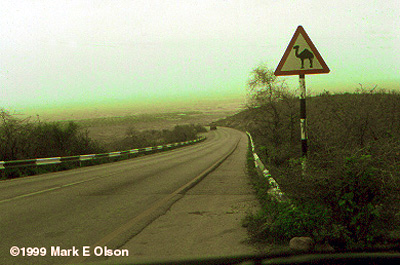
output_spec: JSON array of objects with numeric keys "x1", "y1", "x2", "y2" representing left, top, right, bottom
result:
[{"x1": 0, "y1": 127, "x2": 255, "y2": 264}]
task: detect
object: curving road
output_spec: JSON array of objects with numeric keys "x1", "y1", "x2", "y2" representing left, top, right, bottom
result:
[{"x1": 0, "y1": 127, "x2": 247, "y2": 264}]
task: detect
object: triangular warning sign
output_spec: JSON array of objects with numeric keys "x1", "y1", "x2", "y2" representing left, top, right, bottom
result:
[{"x1": 274, "y1": 26, "x2": 329, "y2": 76}]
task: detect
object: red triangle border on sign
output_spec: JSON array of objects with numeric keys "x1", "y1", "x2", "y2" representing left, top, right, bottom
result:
[{"x1": 274, "y1": 25, "x2": 330, "y2": 76}]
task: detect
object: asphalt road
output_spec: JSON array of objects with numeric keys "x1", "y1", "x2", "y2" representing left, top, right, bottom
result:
[{"x1": 0, "y1": 127, "x2": 246, "y2": 264}]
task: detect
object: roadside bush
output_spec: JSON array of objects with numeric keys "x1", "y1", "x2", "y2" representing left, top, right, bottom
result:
[
  {"x1": 0, "y1": 109, "x2": 104, "y2": 161},
  {"x1": 267, "y1": 201, "x2": 329, "y2": 243},
  {"x1": 164, "y1": 124, "x2": 197, "y2": 143},
  {"x1": 246, "y1": 143, "x2": 400, "y2": 249},
  {"x1": 193, "y1": 124, "x2": 208, "y2": 133},
  {"x1": 265, "y1": 144, "x2": 400, "y2": 249},
  {"x1": 317, "y1": 151, "x2": 399, "y2": 249},
  {"x1": 244, "y1": 147, "x2": 329, "y2": 244},
  {"x1": 113, "y1": 123, "x2": 207, "y2": 151}
]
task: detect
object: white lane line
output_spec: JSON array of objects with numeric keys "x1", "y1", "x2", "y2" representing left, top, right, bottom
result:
[
  {"x1": 0, "y1": 147, "x2": 206, "y2": 204},
  {"x1": 0, "y1": 132, "x2": 217, "y2": 204},
  {"x1": 0, "y1": 176, "x2": 102, "y2": 204}
]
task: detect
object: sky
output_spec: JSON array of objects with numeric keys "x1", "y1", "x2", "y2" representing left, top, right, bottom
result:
[{"x1": 1, "y1": 0, "x2": 399, "y2": 116}]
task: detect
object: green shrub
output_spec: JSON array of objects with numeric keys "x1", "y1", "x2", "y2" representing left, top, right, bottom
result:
[
  {"x1": 318, "y1": 153, "x2": 399, "y2": 249},
  {"x1": 246, "y1": 143, "x2": 328, "y2": 244},
  {"x1": 280, "y1": 151, "x2": 400, "y2": 250}
]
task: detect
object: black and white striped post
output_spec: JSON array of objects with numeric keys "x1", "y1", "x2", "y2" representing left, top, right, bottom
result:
[
  {"x1": 299, "y1": 74, "x2": 307, "y2": 157},
  {"x1": 299, "y1": 74, "x2": 308, "y2": 175}
]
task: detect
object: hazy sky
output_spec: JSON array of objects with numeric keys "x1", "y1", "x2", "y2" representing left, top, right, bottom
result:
[{"x1": 1, "y1": 0, "x2": 399, "y2": 114}]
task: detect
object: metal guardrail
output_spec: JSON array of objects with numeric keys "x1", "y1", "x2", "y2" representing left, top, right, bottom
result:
[
  {"x1": 0, "y1": 137, "x2": 206, "y2": 171},
  {"x1": 246, "y1": 131, "x2": 285, "y2": 201}
]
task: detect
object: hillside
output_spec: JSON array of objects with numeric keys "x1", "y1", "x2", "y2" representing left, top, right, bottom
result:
[
  {"x1": 215, "y1": 91, "x2": 400, "y2": 251},
  {"x1": 216, "y1": 91, "x2": 400, "y2": 161}
]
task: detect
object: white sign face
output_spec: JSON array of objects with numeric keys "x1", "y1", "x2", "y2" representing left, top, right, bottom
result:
[{"x1": 275, "y1": 26, "x2": 329, "y2": 76}]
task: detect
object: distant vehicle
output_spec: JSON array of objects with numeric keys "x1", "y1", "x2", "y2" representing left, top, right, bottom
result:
[{"x1": 210, "y1": 125, "x2": 217, "y2": 130}]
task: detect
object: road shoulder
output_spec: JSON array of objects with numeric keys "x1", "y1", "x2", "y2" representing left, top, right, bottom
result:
[{"x1": 110, "y1": 130, "x2": 259, "y2": 263}]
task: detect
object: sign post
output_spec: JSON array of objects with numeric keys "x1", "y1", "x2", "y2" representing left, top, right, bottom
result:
[
  {"x1": 299, "y1": 74, "x2": 307, "y2": 157},
  {"x1": 274, "y1": 25, "x2": 330, "y2": 169}
]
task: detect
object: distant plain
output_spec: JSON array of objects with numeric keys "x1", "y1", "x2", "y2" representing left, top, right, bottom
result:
[{"x1": 42, "y1": 98, "x2": 246, "y2": 146}]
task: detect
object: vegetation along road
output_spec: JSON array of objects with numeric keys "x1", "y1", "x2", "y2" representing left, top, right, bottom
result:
[{"x1": 0, "y1": 127, "x2": 255, "y2": 264}]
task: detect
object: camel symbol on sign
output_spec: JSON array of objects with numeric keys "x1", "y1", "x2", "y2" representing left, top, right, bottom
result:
[{"x1": 293, "y1": 45, "x2": 314, "y2": 69}]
